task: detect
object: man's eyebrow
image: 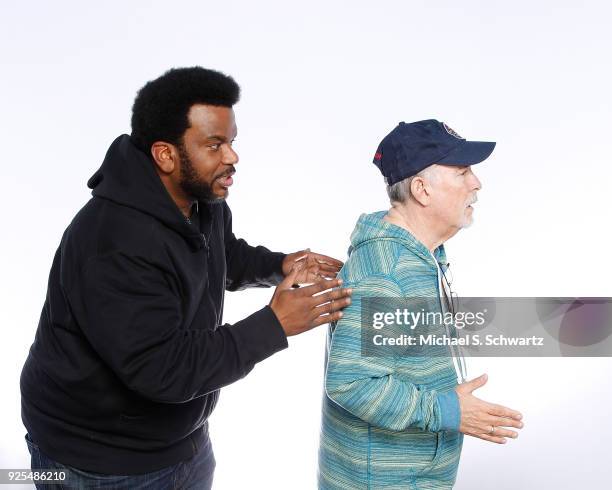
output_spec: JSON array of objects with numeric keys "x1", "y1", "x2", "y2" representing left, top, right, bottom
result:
[
  {"x1": 205, "y1": 133, "x2": 238, "y2": 142},
  {"x1": 205, "y1": 135, "x2": 227, "y2": 142}
]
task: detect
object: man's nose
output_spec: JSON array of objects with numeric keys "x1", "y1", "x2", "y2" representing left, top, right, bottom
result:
[
  {"x1": 471, "y1": 172, "x2": 482, "y2": 191},
  {"x1": 223, "y1": 144, "x2": 239, "y2": 165}
]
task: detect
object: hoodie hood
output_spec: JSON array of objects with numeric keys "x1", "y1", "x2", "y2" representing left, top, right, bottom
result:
[
  {"x1": 348, "y1": 211, "x2": 447, "y2": 267},
  {"x1": 87, "y1": 134, "x2": 204, "y2": 247}
]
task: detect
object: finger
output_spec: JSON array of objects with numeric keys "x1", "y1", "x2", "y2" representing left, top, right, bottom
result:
[
  {"x1": 318, "y1": 273, "x2": 339, "y2": 281},
  {"x1": 311, "y1": 288, "x2": 353, "y2": 307},
  {"x1": 487, "y1": 404, "x2": 523, "y2": 421},
  {"x1": 304, "y1": 264, "x2": 321, "y2": 277},
  {"x1": 315, "y1": 264, "x2": 342, "y2": 277},
  {"x1": 291, "y1": 248, "x2": 310, "y2": 262},
  {"x1": 318, "y1": 271, "x2": 338, "y2": 280},
  {"x1": 315, "y1": 263, "x2": 342, "y2": 273},
  {"x1": 490, "y1": 416, "x2": 524, "y2": 430},
  {"x1": 288, "y1": 249, "x2": 311, "y2": 264},
  {"x1": 461, "y1": 373, "x2": 488, "y2": 393},
  {"x1": 318, "y1": 263, "x2": 343, "y2": 274},
  {"x1": 478, "y1": 420, "x2": 520, "y2": 439},
  {"x1": 300, "y1": 259, "x2": 340, "y2": 278},
  {"x1": 279, "y1": 261, "x2": 306, "y2": 289},
  {"x1": 313, "y1": 295, "x2": 352, "y2": 315},
  {"x1": 309, "y1": 253, "x2": 344, "y2": 268},
  {"x1": 488, "y1": 426, "x2": 519, "y2": 439},
  {"x1": 477, "y1": 433, "x2": 508, "y2": 444},
  {"x1": 311, "y1": 310, "x2": 344, "y2": 328},
  {"x1": 299, "y1": 277, "x2": 343, "y2": 296}
]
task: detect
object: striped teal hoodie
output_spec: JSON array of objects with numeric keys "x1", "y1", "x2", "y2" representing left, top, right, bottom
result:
[{"x1": 318, "y1": 211, "x2": 463, "y2": 490}]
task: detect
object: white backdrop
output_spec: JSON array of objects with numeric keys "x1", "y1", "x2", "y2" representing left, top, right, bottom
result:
[{"x1": 1, "y1": 1, "x2": 611, "y2": 488}]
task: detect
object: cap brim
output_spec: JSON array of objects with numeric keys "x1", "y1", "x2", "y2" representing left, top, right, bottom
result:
[{"x1": 436, "y1": 140, "x2": 496, "y2": 166}]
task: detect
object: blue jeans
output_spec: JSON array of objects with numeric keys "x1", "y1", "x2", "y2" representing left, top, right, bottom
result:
[{"x1": 25, "y1": 433, "x2": 215, "y2": 489}]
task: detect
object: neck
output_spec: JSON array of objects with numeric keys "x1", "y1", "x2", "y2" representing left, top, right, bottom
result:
[
  {"x1": 384, "y1": 203, "x2": 454, "y2": 253},
  {"x1": 155, "y1": 168, "x2": 195, "y2": 218},
  {"x1": 177, "y1": 199, "x2": 195, "y2": 218}
]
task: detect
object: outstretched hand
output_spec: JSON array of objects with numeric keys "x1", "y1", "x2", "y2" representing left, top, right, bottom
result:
[
  {"x1": 282, "y1": 249, "x2": 343, "y2": 285},
  {"x1": 270, "y1": 261, "x2": 352, "y2": 337},
  {"x1": 455, "y1": 374, "x2": 524, "y2": 444}
]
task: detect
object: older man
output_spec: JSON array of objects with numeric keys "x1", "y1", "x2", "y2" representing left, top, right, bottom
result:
[{"x1": 318, "y1": 120, "x2": 524, "y2": 489}]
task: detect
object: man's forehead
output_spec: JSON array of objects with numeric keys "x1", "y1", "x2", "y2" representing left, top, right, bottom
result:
[{"x1": 187, "y1": 104, "x2": 237, "y2": 137}]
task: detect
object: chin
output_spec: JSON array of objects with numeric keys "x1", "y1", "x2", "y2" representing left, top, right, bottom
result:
[
  {"x1": 460, "y1": 215, "x2": 474, "y2": 228},
  {"x1": 198, "y1": 190, "x2": 227, "y2": 203},
  {"x1": 461, "y1": 206, "x2": 475, "y2": 227},
  {"x1": 206, "y1": 195, "x2": 227, "y2": 203},
  {"x1": 208, "y1": 186, "x2": 228, "y2": 201},
  {"x1": 212, "y1": 182, "x2": 230, "y2": 200}
]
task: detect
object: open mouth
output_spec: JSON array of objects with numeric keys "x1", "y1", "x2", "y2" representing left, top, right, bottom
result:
[{"x1": 217, "y1": 173, "x2": 235, "y2": 188}]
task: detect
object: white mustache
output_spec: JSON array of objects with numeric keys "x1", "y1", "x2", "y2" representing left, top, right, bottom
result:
[{"x1": 468, "y1": 195, "x2": 478, "y2": 206}]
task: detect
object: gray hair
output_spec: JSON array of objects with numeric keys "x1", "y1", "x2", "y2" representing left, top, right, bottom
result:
[{"x1": 386, "y1": 166, "x2": 437, "y2": 204}]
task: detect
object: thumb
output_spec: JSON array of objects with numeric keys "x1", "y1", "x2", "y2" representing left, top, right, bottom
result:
[
  {"x1": 465, "y1": 373, "x2": 488, "y2": 393},
  {"x1": 294, "y1": 248, "x2": 311, "y2": 262},
  {"x1": 280, "y1": 260, "x2": 305, "y2": 289}
]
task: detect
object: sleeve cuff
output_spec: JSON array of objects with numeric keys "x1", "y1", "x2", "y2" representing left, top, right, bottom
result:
[
  {"x1": 232, "y1": 305, "x2": 288, "y2": 365},
  {"x1": 436, "y1": 389, "x2": 461, "y2": 432},
  {"x1": 268, "y1": 252, "x2": 287, "y2": 285}
]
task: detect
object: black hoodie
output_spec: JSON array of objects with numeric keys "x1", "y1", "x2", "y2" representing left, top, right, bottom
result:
[{"x1": 20, "y1": 135, "x2": 289, "y2": 474}]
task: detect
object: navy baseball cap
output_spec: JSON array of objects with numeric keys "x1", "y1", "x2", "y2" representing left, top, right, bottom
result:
[{"x1": 372, "y1": 119, "x2": 496, "y2": 185}]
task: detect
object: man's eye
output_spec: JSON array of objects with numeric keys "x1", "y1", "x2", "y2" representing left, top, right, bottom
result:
[{"x1": 208, "y1": 144, "x2": 220, "y2": 151}]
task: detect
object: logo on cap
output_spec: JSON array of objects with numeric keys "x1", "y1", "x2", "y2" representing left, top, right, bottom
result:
[{"x1": 442, "y1": 122, "x2": 463, "y2": 140}]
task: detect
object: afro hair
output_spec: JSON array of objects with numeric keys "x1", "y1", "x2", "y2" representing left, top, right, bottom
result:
[{"x1": 130, "y1": 66, "x2": 240, "y2": 153}]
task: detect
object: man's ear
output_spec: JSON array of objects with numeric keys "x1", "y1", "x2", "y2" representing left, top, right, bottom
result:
[
  {"x1": 151, "y1": 141, "x2": 178, "y2": 175},
  {"x1": 410, "y1": 176, "x2": 432, "y2": 206}
]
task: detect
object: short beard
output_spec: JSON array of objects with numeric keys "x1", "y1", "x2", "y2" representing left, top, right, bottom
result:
[
  {"x1": 460, "y1": 212, "x2": 474, "y2": 229},
  {"x1": 177, "y1": 143, "x2": 220, "y2": 202}
]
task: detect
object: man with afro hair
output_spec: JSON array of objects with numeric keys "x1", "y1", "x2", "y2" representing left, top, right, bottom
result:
[{"x1": 20, "y1": 67, "x2": 352, "y2": 489}]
